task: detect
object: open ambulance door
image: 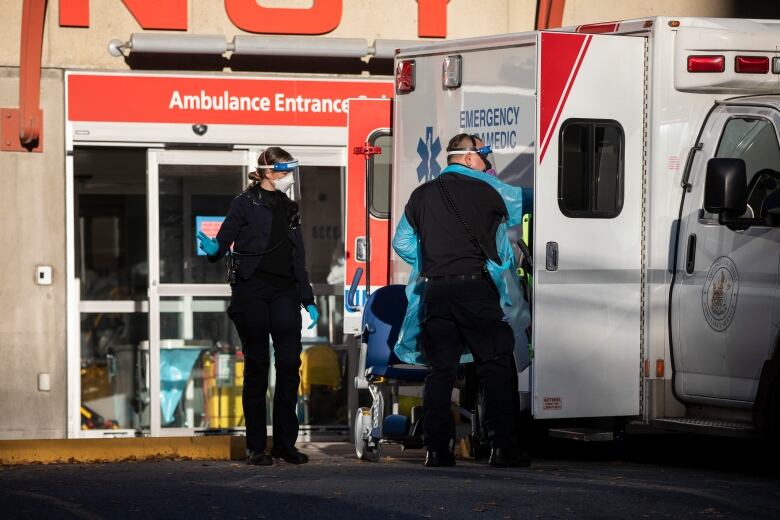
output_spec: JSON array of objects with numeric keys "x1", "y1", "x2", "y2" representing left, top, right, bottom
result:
[
  {"x1": 344, "y1": 98, "x2": 393, "y2": 334},
  {"x1": 532, "y1": 32, "x2": 645, "y2": 419}
]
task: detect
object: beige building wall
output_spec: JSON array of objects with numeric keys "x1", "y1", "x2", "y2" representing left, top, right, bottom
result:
[
  {"x1": 0, "y1": 1, "x2": 537, "y2": 70},
  {"x1": 0, "y1": 67, "x2": 66, "y2": 439}
]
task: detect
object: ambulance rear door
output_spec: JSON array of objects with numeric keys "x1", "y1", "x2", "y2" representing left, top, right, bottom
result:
[
  {"x1": 343, "y1": 98, "x2": 393, "y2": 333},
  {"x1": 533, "y1": 32, "x2": 646, "y2": 419}
]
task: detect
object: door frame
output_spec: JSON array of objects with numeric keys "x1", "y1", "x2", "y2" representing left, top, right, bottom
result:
[
  {"x1": 67, "y1": 144, "x2": 346, "y2": 438},
  {"x1": 343, "y1": 98, "x2": 393, "y2": 334}
]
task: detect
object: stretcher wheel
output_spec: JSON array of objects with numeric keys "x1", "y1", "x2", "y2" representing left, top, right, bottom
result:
[{"x1": 354, "y1": 406, "x2": 382, "y2": 462}]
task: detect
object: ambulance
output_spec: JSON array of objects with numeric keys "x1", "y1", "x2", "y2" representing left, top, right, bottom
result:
[{"x1": 344, "y1": 16, "x2": 780, "y2": 442}]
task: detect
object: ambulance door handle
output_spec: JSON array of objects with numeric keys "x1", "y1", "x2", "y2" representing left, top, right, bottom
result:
[
  {"x1": 545, "y1": 242, "x2": 558, "y2": 271},
  {"x1": 685, "y1": 234, "x2": 697, "y2": 275}
]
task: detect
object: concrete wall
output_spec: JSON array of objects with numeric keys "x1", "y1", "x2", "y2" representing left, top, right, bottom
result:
[
  {"x1": 0, "y1": 1, "x2": 536, "y2": 70},
  {"x1": 0, "y1": 67, "x2": 66, "y2": 439}
]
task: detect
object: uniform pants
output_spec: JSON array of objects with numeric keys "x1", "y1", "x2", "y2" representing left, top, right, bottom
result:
[
  {"x1": 228, "y1": 277, "x2": 302, "y2": 453},
  {"x1": 420, "y1": 277, "x2": 516, "y2": 452}
]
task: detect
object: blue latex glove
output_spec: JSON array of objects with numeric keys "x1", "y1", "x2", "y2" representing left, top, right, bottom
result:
[
  {"x1": 305, "y1": 304, "x2": 319, "y2": 330},
  {"x1": 196, "y1": 230, "x2": 219, "y2": 256}
]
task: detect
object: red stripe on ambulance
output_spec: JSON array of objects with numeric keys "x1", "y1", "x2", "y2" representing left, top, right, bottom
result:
[
  {"x1": 575, "y1": 22, "x2": 620, "y2": 34},
  {"x1": 538, "y1": 33, "x2": 592, "y2": 163}
]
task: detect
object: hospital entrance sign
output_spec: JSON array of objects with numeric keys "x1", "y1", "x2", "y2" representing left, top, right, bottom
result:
[{"x1": 67, "y1": 74, "x2": 394, "y2": 126}]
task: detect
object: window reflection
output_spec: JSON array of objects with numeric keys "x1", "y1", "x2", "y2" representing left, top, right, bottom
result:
[
  {"x1": 74, "y1": 148, "x2": 147, "y2": 300},
  {"x1": 159, "y1": 165, "x2": 243, "y2": 284},
  {"x1": 80, "y1": 312, "x2": 148, "y2": 430},
  {"x1": 298, "y1": 166, "x2": 344, "y2": 285}
]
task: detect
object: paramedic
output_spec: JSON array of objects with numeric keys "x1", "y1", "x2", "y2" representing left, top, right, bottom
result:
[
  {"x1": 395, "y1": 134, "x2": 530, "y2": 468},
  {"x1": 196, "y1": 147, "x2": 319, "y2": 466}
]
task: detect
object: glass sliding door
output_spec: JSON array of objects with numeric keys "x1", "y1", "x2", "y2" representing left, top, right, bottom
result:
[
  {"x1": 74, "y1": 147, "x2": 149, "y2": 436},
  {"x1": 70, "y1": 144, "x2": 353, "y2": 438},
  {"x1": 147, "y1": 149, "x2": 248, "y2": 436}
]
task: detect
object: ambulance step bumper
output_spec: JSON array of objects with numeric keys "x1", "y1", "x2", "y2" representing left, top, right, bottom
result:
[
  {"x1": 651, "y1": 418, "x2": 755, "y2": 438},
  {"x1": 547, "y1": 428, "x2": 614, "y2": 442}
]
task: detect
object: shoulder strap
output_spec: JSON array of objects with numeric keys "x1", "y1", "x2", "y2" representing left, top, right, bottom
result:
[{"x1": 436, "y1": 175, "x2": 491, "y2": 261}]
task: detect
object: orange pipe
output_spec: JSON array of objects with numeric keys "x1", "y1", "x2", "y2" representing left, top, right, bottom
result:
[
  {"x1": 535, "y1": 0, "x2": 565, "y2": 30},
  {"x1": 18, "y1": 0, "x2": 46, "y2": 145}
]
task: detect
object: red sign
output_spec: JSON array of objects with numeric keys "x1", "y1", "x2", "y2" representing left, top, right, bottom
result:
[
  {"x1": 67, "y1": 74, "x2": 393, "y2": 126},
  {"x1": 226, "y1": 0, "x2": 342, "y2": 35},
  {"x1": 59, "y1": 0, "x2": 449, "y2": 38}
]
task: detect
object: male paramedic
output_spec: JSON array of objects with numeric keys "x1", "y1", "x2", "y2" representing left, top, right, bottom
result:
[{"x1": 392, "y1": 133, "x2": 531, "y2": 468}]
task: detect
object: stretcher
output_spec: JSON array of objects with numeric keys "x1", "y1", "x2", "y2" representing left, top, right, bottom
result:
[
  {"x1": 352, "y1": 283, "x2": 476, "y2": 461},
  {"x1": 352, "y1": 284, "x2": 426, "y2": 461}
]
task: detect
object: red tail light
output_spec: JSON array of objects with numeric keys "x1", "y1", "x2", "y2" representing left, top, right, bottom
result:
[
  {"x1": 687, "y1": 55, "x2": 725, "y2": 73},
  {"x1": 735, "y1": 55, "x2": 769, "y2": 74},
  {"x1": 395, "y1": 59, "x2": 415, "y2": 93}
]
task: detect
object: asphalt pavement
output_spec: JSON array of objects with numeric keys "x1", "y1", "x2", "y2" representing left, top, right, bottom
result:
[{"x1": 1, "y1": 436, "x2": 779, "y2": 519}]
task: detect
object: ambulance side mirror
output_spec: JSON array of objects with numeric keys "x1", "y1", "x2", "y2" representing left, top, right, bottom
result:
[{"x1": 704, "y1": 158, "x2": 747, "y2": 217}]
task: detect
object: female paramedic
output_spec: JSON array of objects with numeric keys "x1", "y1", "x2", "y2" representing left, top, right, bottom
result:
[{"x1": 196, "y1": 147, "x2": 319, "y2": 466}]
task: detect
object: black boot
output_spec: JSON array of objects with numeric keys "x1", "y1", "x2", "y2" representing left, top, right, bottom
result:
[
  {"x1": 247, "y1": 449, "x2": 273, "y2": 466},
  {"x1": 270, "y1": 446, "x2": 309, "y2": 465},
  {"x1": 488, "y1": 447, "x2": 530, "y2": 468},
  {"x1": 424, "y1": 449, "x2": 456, "y2": 467}
]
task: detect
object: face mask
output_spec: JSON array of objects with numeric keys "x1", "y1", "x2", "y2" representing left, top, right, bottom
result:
[
  {"x1": 484, "y1": 168, "x2": 498, "y2": 177},
  {"x1": 272, "y1": 172, "x2": 295, "y2": 192}
]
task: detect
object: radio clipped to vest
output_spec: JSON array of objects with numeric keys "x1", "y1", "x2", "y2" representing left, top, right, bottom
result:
[
  {"x1": 226, "y1": 252, "x2": 240, "y2": 285},
  {"x1": 225, "y1": 238, "x2": 288, "y2": 285}
]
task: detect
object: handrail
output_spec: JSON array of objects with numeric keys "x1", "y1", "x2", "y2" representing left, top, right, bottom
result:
[{"x1": 344, "y1": 267, "x2": 364, "y2": 312}]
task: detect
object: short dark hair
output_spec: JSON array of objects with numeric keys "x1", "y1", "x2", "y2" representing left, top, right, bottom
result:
[{"x1": 446, "y1": 133, "x2": 480, "y2": 164}]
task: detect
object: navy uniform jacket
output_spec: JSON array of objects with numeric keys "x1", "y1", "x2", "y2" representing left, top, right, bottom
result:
[{"x1": 208, "y1": 186, "x2": 315, "y2": 306}]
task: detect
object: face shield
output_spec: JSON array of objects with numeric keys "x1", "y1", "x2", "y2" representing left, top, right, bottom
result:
[
  {"x1": 446, "y1": 144, "x2": 496, "y2": 175},
  {"x1": 255, "y1": 160, "x2": 300, "y2": 198}
]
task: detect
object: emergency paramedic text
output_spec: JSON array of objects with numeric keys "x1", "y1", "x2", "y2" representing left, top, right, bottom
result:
[{"x1": 460, "y1": 105, "x2": 521, "y2": 149}]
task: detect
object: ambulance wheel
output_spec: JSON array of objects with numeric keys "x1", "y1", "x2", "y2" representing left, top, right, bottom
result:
[
  {"x1": 763, "y1": 375, "x2": 780, "y2": 470},
  {"x1": 768, "y1": 375, "x2": 780, "y2": 442},
  {"x1": 354, "y1": 407, "x2": 382, "y2": 462}
]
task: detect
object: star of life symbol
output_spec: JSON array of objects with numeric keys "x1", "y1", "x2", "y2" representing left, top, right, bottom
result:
[
  {"x1": 416, "y1": 126, "x2": 441, "y2": 183},
  {"x1": 702, "y1": 256, "x2": 739, "y2": 332}
]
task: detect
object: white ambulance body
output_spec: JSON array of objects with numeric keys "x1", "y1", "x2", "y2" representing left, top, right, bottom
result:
[{"x1": 347, "y1": 16, "x2": 780, "y2": 438}]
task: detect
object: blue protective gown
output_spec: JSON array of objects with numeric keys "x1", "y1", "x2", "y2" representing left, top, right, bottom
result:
[{"x1": 392, "y1": 163, "x2": 533, "y2": 366}]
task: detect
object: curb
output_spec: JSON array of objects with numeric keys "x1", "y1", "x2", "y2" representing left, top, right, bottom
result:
[{"x1": 0, "y1": 436, "x2": 247, "y2": 465}]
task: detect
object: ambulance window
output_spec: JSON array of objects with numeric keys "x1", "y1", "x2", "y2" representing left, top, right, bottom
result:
[
  {"x1": 558, "y1": 120, "x2": 624, "y2": 218},
  {"x1": 369, "y1": 132, "x2": 392, "y2": 219},
  {"x1": 710, "y1": 117, "x2": 780, "y2": 220}
]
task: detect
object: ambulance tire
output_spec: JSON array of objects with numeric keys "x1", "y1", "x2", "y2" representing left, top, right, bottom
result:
[
  {"x1": 611, "y1": 417, "x2": 629, "y2": 460},
  {"x1": 768, "y1": 372, "x2": 780, "y2": 443},
  {"x1": 763, "y1": 374, "x2": 780, "y2": 469},
  {"x1": 754, "y1": 358, "x2": 780, "y2": 443}
]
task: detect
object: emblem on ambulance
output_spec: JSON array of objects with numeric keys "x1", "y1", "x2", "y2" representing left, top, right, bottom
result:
[
  {"x1": 701, "y1": 256, "x2": 739, "y2": 332},
  {"x1": 416, "y1": 126, "x2": 442, "y2": 183}
]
